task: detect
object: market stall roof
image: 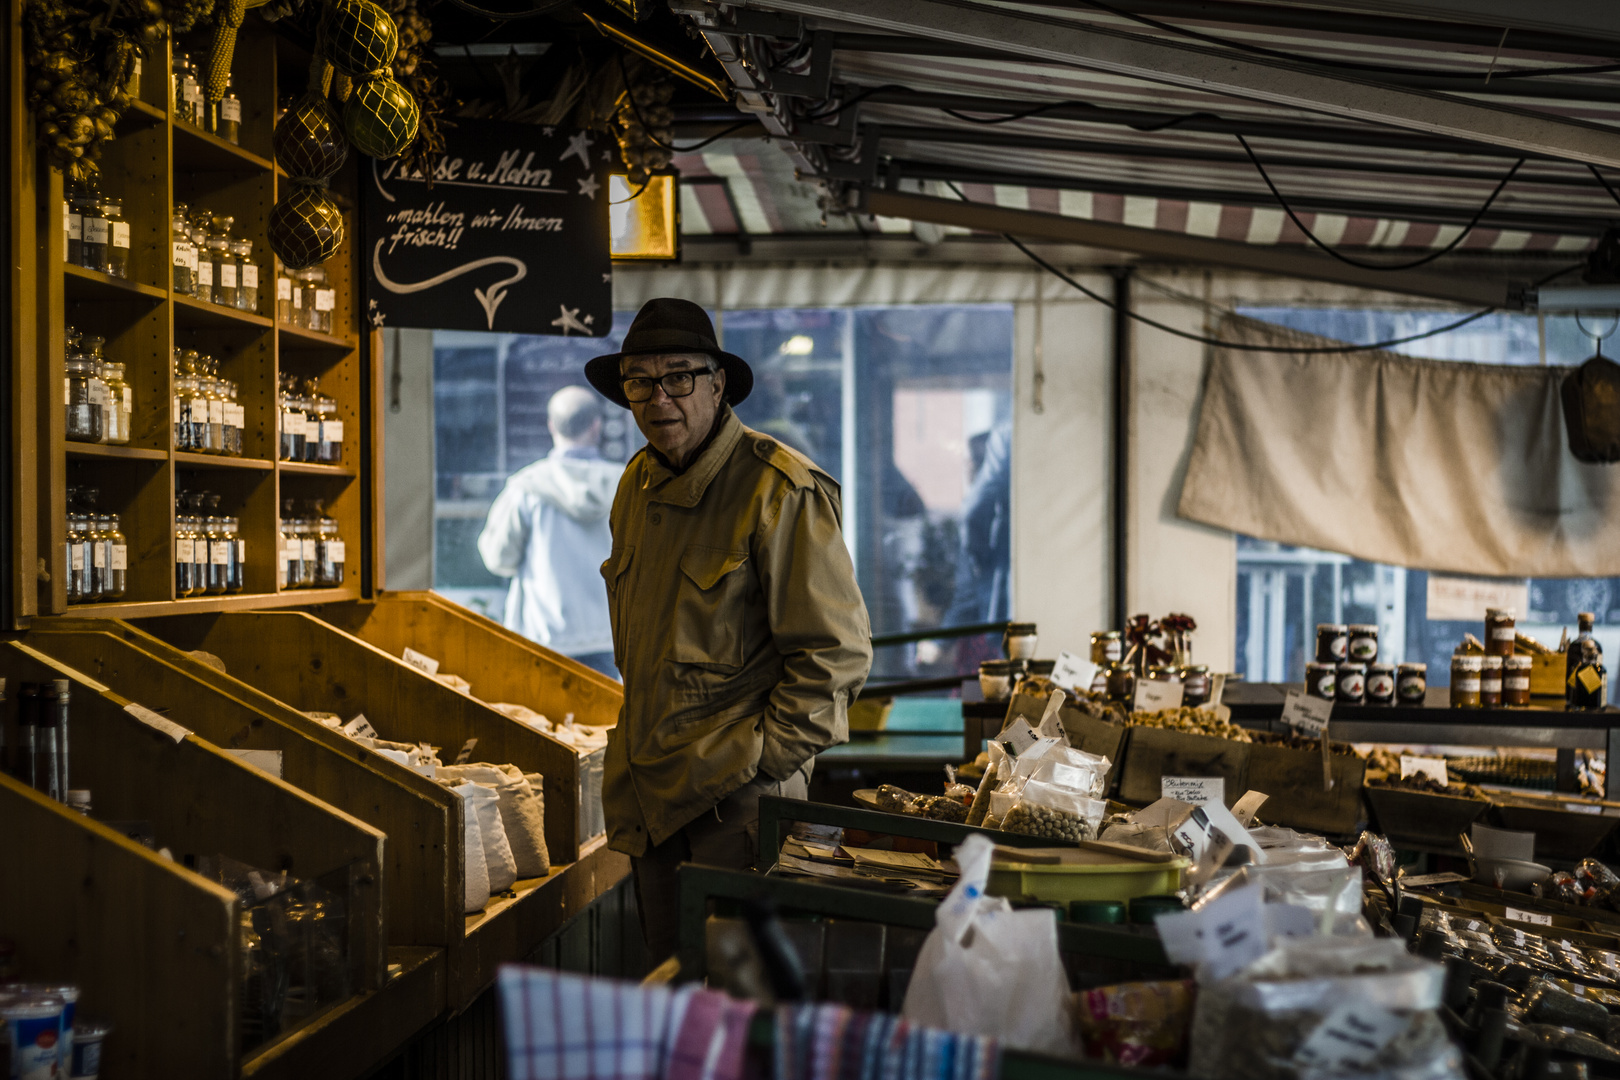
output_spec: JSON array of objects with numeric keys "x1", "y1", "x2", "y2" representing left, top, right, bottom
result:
[{"x1": 656, "y1": 0, "x2": 1620, "y2": 301}]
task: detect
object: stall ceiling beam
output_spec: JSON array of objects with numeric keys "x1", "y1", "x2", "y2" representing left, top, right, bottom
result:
[
  {"x1": 861, "y1": 188, "x2": 1515, "y2": 307},
  {"x1": 749, "y1": 0, "x2": 1620, "y2": 167},
  {"x1": 1293, "y1": 1, "x2": 1620, "y2": 43}
]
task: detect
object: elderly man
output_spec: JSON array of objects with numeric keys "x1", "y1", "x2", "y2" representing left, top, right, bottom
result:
[{"x1": 585, "y1": 297, "x2": 872, "y2": 960}]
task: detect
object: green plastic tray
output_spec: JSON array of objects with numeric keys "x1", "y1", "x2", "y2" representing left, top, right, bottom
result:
[{"x1": 986, "y1": 856, "x2": 1190, "y2": 904}]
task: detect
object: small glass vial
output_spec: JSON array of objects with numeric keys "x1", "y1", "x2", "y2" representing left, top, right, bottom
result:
[
  {"x1": 102, "y1": 198, "x2": 129, "y2": 278},
  {"x1": 225, "y1": 514, "x2": 245, "y2": 593},
  {"x1": 1305, "y1": 660, "x2": 1336, "y2": 701},
  {"x1": 103, "y1": 512, "x2": 128, "y2": 600},
  {"x1": 1315, "y1": 623, "x2": 1348, "y2": 664},
  {"x1": 1485, "y1": 608, "x2": 1517, "y2": 658},
  {"x1": 1450, "y1": 654, "x2": 1483, "y2": 709},
  {"x1": 1504, "y1": 654, "x2": 1532, "y2": 707},
  {"x1": 65, "y1": 352, "x2": 106, "y2": 444},
  {"x1": 314, "y1": 505, "x2": 344, "y2": 586},
  {"x1": 276, "y1": 265, "x2": 295, "y2": 322},
  {"x1": 1367, "y1": 663, "x2": 1396, "y2": 705},
  {"x1": 1398, "y1": 662, "x2": 1427, "y2": 705},
  {"x1": 80, "y1": 191, "x2": 109, "y2": 272},
  {"x1": 215, "y1": 78, "x2": 241, "y2": 144},
  {"x1": 232, "y1": 239, "x2": 259, "y2": 313},
  {"x1": 171, "y1": 203, "x2": 196, "y2": 296}
]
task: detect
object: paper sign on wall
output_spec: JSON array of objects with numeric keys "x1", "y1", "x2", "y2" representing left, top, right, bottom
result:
[
  {"x1": 1134, "y1": 680, "x2": 1184, "y2": 713},
  {"x1": 1281, "y1": 690, "x2": 1332, "y2": 736},
  {"x1": 1401, "y1": 756, "x2": 1448, "y2": 786},
  {"x1": 1049, "y1": 651, "x2": 1096, "y2": 694},
  {"x1": 1162, "y1": 776, "x2": 1225, "y2": 806}
]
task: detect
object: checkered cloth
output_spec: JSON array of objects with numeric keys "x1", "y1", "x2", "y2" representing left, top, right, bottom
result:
[
  {"x1": 775, "y1": 1003, "x2": 998, "y2": 1080},
  {"x1": 497, "y1": 967, "x2": 758, "y2": 1080}
]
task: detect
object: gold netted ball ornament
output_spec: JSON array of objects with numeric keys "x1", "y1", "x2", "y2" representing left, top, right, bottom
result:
[
  {"x1": 273, "y1": 93, "x2": 348, "y2": 181},
  {"x1": 319, "y1": 0, "x2": 399, "y2": 79},
  {"x1": 269, "y1": 183, "x2": 344, "y2": 269},
  {"x1": 343, "y1": 75, "x2": 419, "y2": 159}
]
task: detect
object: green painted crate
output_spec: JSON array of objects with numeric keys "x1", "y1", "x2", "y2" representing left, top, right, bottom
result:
[{"x1": 987, "y1": 856, "x2": 1189, "y2": 904}]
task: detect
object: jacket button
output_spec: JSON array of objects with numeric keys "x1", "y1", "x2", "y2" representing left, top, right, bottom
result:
[{"x1": 650, "y1": 513, "x2": 662, "y2": 525}]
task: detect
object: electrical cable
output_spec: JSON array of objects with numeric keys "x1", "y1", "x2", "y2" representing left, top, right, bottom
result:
[
  {"x1": 609, "y1": 178, "x2": 650, "y2": 203},
  {"x1": 1589, "y1": 164, "x2": 1620, "y2": 210},
  {"x1": 1236, "y1": 135, "x2": 1523, "y2": 271},
  {"x1": 1063, "y1": 0, "x2": 1620, "y2": 80},
  {"x1": 615, "y1": 53, "x2": 756, "y2": 153},
  {"x1": 943, "y1": 99, "x2": 1224, "y2": 132},
  {"x1": 940, "y1": 180, "x2": 1506, "y2": 353},
  {"x1": 803, "y1": 83, "x2": 912, "y2": 121}
]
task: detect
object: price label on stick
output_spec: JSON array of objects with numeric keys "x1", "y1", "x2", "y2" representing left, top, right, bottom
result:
[
  {"x1": 455, "y1": 737, "x2": 479, "y2": 765},
  {"x1": 1036, "y1": 689, "x2": 1067, "y2": 740},
  {"x1": 1049, "y1": 651, "x2": 1096, "y2": 694},
  {"x1": 996, "y1": 716, "x2": 1038, "y2": 757},
  {"x1": 1162, "y1": 776, "x2": 1225, "y2": 805},
  {"x1": 1281, "y1": 690, "x2": 1332, "y2": 736},
  {"x1": 1401, "y1": 755, "x2": 1448, "y2": 786},
  {"x1": 1134, "y1": 680, "x2": 1184, "y2": 713},
  {"x1": 1504, "y1": 906, "x2": 1552, "y2": 926}
]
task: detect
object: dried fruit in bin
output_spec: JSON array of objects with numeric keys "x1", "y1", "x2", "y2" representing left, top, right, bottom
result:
[
  {"x1": 1074, "y1": 980, "x2": 1195, "y2": 1068},
  {"x1": 1549, "y1": 858, "x2": 1620, "y2": 908},
  {"x1": 1366, "y1": 774, "x2": 1485, "y2": 798}
]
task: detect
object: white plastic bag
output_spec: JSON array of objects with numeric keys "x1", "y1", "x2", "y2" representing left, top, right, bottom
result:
[
  {"x1": 452, "y1": 781, "x2": 493, "y2": 914},
  {"x1": 902, "y1": 834, "x2": 1075, "y2": 1055},
  {"x1": 440, "y1": 763, "x2": 550, "y2": 878}
]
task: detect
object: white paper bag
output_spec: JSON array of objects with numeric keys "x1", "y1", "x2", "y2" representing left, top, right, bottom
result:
[
  {"x1": 452, "y1": 779, "x2": 517, "y2": 893},
  {"x1": 901, "y1": 834, "x2": 1075, "y2": 1054},
  {"x1": 452, "y1": 781, "x2": 492, "y2": 914},
  {"x1": 440, "y1": 763, "x2": 550, "y2": 878}
]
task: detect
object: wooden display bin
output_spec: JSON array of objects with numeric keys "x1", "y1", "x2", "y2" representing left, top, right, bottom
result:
[
  {"x1": 1115, "y1": 727, "x2": 1252, "y2": 808},
  {"x1": 1365, "y1": 786, "x2": 1489, "y2": 850},
  {"x1": 0, "y1": 641, "x2": 421, "y2": 1079},
  {"x1": 1486, "y1": 789, "x2": 1620, "y2": 862},
  {"x1": 1246, "y1": 742, "x2": 1368, "y2": 835},
  {"x1": 304, "y1": 591, "x2": 623, "y2": 843}
]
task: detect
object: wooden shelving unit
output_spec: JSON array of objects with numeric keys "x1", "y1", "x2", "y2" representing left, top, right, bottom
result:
[{"x1": 31, "y1": 24, "x2": 377, "y2": 619}]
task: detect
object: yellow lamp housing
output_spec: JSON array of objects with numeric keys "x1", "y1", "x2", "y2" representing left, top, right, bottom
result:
[{"x1": 609, "y1": 172, "x2": 681, "y2": 262}]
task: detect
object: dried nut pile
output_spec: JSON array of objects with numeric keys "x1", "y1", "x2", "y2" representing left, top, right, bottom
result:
[
  {"x1": 1002, "y1": 803, "x2": 1093, "y2": 842},
  {"x1": 1128, "y1": 706, "x2": 1253, "y2": 742},
  {"x1": 876, "y1": 784, "x2": 915, "y2": 814},
  {"x1": 1368, "y1": 775, "x2": 1485, "y2": 799},
  {"x1": 1252, "y1": 731, "x2": 1363, "y2": 757},
  {"x1": 912, "y1": 794, "x2": 970, "y2": 823}
]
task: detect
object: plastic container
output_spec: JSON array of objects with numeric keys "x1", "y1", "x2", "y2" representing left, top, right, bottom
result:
[
  {"x1": 985, "y1": 854, "x2": 1188, "y2": 905},
  {"x1": 71, "y1": 1020, "x2": 111, "y2": 1078},
  {"x1": 1128, "y1": 894, "x2": 1186, "y2": 924},
  {"x1": 1069, "y1": 899, "x2": 1127, "y2": 924}
]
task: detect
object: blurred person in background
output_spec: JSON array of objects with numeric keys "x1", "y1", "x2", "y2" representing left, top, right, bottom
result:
[{"x1": 478, "y1": 385, "x2": 625, "y2": 678}]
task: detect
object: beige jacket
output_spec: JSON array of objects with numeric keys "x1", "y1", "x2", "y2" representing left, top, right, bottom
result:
[{"x1": 600, "y1": 406, "x2": 872, "y2": 855}]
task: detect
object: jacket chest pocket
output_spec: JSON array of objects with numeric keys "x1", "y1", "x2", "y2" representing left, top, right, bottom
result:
[
  {"x1": 602, "y1": 545, "x2": 634, "y2": 666},
  {"x1": 671, "y1": 545, "x2": 751, "y2": 672}
]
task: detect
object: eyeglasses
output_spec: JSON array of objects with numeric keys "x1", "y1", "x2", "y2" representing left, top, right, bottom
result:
[{"x1": 621, "y1": 367, "x2": 716, "y2": 403}]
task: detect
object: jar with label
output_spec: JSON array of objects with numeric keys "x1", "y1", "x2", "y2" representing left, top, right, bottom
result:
[
  {"x1": 1105, "y1": 660, "x2": 1135, "y2": 704},
  {"x1": 1348, "y1": 624, "x2": 1379, "y2": 665},
  {"x1": 204, "y1": 235, "x2": 233, "y2": 307},
  {"x1": 1481, "y1": 655, "x2": 1503, "y2": 708},
  {"x1": 80, "y1": 191, "x2": 109, "y2": 273},
  {"x1": 276, "y1": 265, "x2": 296, "y2": 322},
  {"x1": 181, "y1": 350, "x2": 209, "y2": 451},
  {"x1": 1181, "y1": 664, "x2": 1211, "y2": 706},
  {"x1": 65, "y1": 351, "x2": 106, "y2": 444},
  {"x1": 86, "y1": 513, "x2": 113, "y2": 601},
  {"x1": 102, "y1": 361, "x2": 132, "y2": 445},
  {"x1": 1315, "y1": 623, "x2": 1348, "y2": 664},
  {"x1": 65, "y1": 178, "x2": 86, "y2": 266},
  {"x1": 84, "y1": 335, "x2": 114, "y2": 444},
  {"x1": 65, "y1": 510, "x2": 89, "y2": 602},
  {"x1": 1146, "y1": 664, "x2": 1180, "y2": 684},
  {"x1": 299, "y1": 381, "x2": 322, "y2": 461},
  {"x1": 232, "y1": 239, "x2": 259, "y2": 313},
  {"x1": 308, "y1": 381, "x2": 340, "y2": 463},
  {"x1": 1366, "y1": 663, "x2": 1395, "y2": 705},
  {"x1": 1450, "y1": 653, "x2": 1483, "y2": 709},
  {"x1": 1503, "y1": 654, "x2": 1532, "y2": 707},
  {"x1": 102, "y1": 512, "x2": 127, "y2": 600},
  {"x1": 1485, "y1": 608, "x2": 1516, "y2": 657},
  {"x1": 223, "y1": 379, "x2": 244, "y2": 457},
  {"x1": 279, "y1": 375, "x2": 307, "y2": 460},
  {"x1": 1336, "y1": 662, "x2": 1366, "y2": 704},
  {"x1": 315, "y1": 509, "x2": 346, "y2": 586},
  {"x1": 312, "y1": 267, "x2": 337, "y2": 334},
  {"x1": 175, "y1": 497, "x2": 199, "y2": 596},
  {"x1": 171, "y1": 203, "x2": 196, "y2": 295},
  {"x1": 1305, "y1": 661, "x2": 1336, "y2": 701},
  {"x1": 1397, "y1": 662, "x2": 1427, "y2": 705},
  {"x1": 1003, "y1": 621, "x2": 1037, "y2": 660},
  {"x1": 278, "y1": 503, "x2": 297, "y2": 588},
  {"x1": 1090, "y1": 630, "x2": 1122, "y2": 665},
  {"x1": 225, "y1": 513, "x2": 245, "y2": 593},
  {"x1": 203, "y1": 360, "x2": 226, "y2": 453},
  {"x1": 215, "y1": 78, "x2": 242, "y2": 144},
  {"x1": 190, "y1": 221, "x2": 214, "y2": 302},
  {"x1": 202, "y1": 495, "x2": 228, "y2": 595},
  {"x1": 175, "y1": 52, "x2": 202, "y2": 125},
  {"x1": 102, "y1": 197, "x2": 130, "y2": 278},
  {"x1": 296, "y1": 514, "x2": 318, "y2": 587},
  {"x1": 172, "y1": 348, "x2": 192, "y2": 450}
]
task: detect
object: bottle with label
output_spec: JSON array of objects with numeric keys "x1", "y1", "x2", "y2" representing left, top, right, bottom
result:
[
  {"x1": 82, "y1": 336, "x2": 115, "y2": 444},
  {"x1": 65, "y1": 178, "x2": 84, "y2": 265},
  {"x1": 1567, "y1": 612, "x2": 1602, "y2": 692},
  {"x1": 171, "y1": 202, "x2": 196, "y2": 295},
  {"x1": 216, "y1": 79, "x2": 242, "y2": 144},
  {"x1": 279, "y1": 374, "x2": 308, "y2": 460},
  {"x1": 276, "y1": 263, "x2": 295, "y2": 322},
  {"x1": 174, "y1": 52, "x2": 202, "y2": 125},
  {"x1": 300, "y1": 379, "x2": 322, "y2": 462},
  {"x1": 224, "y1": 513, "x2": 245, "y2": 593},
  {"x1": 65, "y1": 508, "x2": 89, "y2": 603},
  {"x1": 209, "y1": 235, "x2": 235, "y2": 307},
  {"x1": 314, "y1": 385, "x2": 343, "y2": 464},
  {"x1": 175, "y1": 495, "x2": 198, "y2": 596},
  {"x1": 202, "y1": 357, "x2": 225, "y2": 453},
  {"x1": 80, "y1": 186, "x2": 109, "y2": 272},
  {"x1": 312, "y1": 267, "x2": 336, "y2": 334},
  {"x1": 279, "y1": 501, "x2": 299, "y2": 588},
  {"x1": 314, "y1": 502, "x2": 345, "y2": 586},
  {"x1": 87, "y1": 512, "x2": 112, "y2": 601},
  {"x1": 232, "y1": 239, "x2": 259, "y2": 313},
  {"x1": 102, "y1": 361, "x2": 132, "y2": 446},
  {"x1": 1570, "y1": 638, "x2": 1608, "y2": 709},
  {"x1": 183, "y1": 349, "x2": 210, "y2": 450},
  {"x1": 203, "y1": 494, "x2": 229, "y2": 595},
  {"x1": 221, "y1": 378, "x2": 243, "y2": 457},
  {"x1": 64, "y1": 337, "x2": 106, "y2": 444},
  {"x1": 171, "y1": 347, "x2": 191, "y2": 450},
  {"x1": 103, "y1": 512, "x2": 127, "y2": 600},
  {"x1": 102, "y1": 197, "x2": 130, "y2": 278},
  {"x1": 190, "y1": 213, "x2": 213, "y2": 302},
  {"x1": 296, "y1": 510, "x2": 318, "y2": 587}
]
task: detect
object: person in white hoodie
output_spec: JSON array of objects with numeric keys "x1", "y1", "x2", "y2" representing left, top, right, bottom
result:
[{"x1": 478, "y1": 385, "x2": 625, "y2": 677}]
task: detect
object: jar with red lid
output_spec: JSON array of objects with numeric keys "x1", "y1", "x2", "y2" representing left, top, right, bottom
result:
[
  {"x1": 1336, "y1": 662, "x2": 1366, "y2": 704},
  {"x1": 1503, "y1": 654, "x2": 1532, "y2": 707},
  {"x1": 1315, "y1": 624, "x2": 1348, "y2": 664},
  {"x1": 1485, "y1": 608, "x2": 1516, "y2": 657},
  {"x1": 1305, "y1": 661, "x2": 1336, "y2": 701}
]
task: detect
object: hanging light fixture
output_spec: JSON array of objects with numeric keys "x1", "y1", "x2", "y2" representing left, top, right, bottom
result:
[{"x1": 609, "y1": 172, "x2": 680, "y2": 261}]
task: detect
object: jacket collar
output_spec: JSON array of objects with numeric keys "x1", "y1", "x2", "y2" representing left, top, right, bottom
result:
[{"x1": 639, "y1": 405, "x2": 744, "y2": 508}]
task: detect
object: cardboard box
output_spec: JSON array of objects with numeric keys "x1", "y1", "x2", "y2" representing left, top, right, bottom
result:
[{"x1": 1530, "y1": 652, "x2": 1566, "y2": 698}]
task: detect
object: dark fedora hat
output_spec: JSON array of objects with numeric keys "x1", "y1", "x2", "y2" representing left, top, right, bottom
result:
[{"x1": 585, "y1": 298, "x2": 753, "y2": 409}]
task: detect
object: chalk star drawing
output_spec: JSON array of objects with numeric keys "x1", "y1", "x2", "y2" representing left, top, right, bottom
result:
[
  {"x1": 577, "y1": 174, "x2": 601, "y2": 199},
  {"x1": 584, "y1": 314, "x2": 595, "y2": 327},
  {"x1": 552, "y1": 305, "x2": 590, "y2": 335},
  {"x1": 369, "y1": 298, "x2": 386, "y2": 328},
  {"x1": 602, "y1": 272, "x2": 612, "y2": 283},
  {"x1": 542, "y1": 126, "x2": 554, "y2": 137},
  {"x1": 561, "y1": 130, "x2": 592, "y2": 168},
  {"x1": 601, "y1": 149, "x2": 613, "y2": 162}
]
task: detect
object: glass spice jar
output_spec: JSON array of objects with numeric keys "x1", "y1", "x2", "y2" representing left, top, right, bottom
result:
[
  {"x1": 1398, "y1": 662, "x2": 1428, "y2": 705},
  {"x1": 314, "y1": 390, "x2": 342, "y2": 464},
  {"x1": 1485, "y1": 608, "x2": 1517, "y2": 657},
  {"x1": 224, "y1": 513, "x2": 245, "y2": 593},
  {"x1": 102, "y1": 197, "x2": 130, "y2": 277},
  {"x1": 65, "y1": 353, "x2": 106, "y2": 444},
  {"x1": 1315, "y1": 623, "x2": 1348, "y2": 664},
  {"x1": 1305, "y1": 661, "x2": 1336, "y2": 701},
  {"x1": 103, "y1": 512, "x2": 127, "y2": 600},
  {"x1": 174, "y1": 502, "x2": 198, "y2": 597},
  {"x1": 1105, "y1": 660, "x2": 1135, "y2": 704},
  {"x1": 1367, "y1": 663, "x2": 1396, "y2": 705},
  {"x1": 206, "y1": 235, "x2": 233, "y2": 307},
  {"x1": 80, "y1": 191, "x2": 109, "y2": 273},
  {"x1": 1481, "y1": 655, "x2": 1503, "y2": 708},
  {"x1": 314, "y1": 504, "x2": 344, "y2": 586},
  {"x1": 87, "y1": 513, "x2": 113, "y2": 602},
  {"x1": 65, "y1": 178, "x2": 86, "y2": 266},
  {"x1": 232, "y1": 239, "x2": 259, "y2": 313},
  {"x1": 1091, "y1": 630, "x2": 1122, "y2": 665},
  {"x1": 312, "y1": 269, "x2": 336, "y2": 334},
  {"x1": 1450, "y1": 654, "x2": 1483, "y2": 709},
  {"x1": 1181, "y1": 664, "x2": 1211, "y2": 706},
  {"x1": 1503, "y1": 654, "x2": 1532, "y2": 707},
  {"x1": 1348, "y1": 624, "x2": 1379, "y2": 665},
  {"x1": 276, "y1": 266, "x2": 296, "y2": 323},
  {"x1": 1336, "y1": 662, "x2": 1366, "y2": 704},
  {"x1": 101, "y1": 360, "x2": 130, "y2": 446},
  {"x1": 171, "y1": 202, "x2": 196, "y2": 296},
  {"x1": 65, "y1": 511, "x2": 89, "y2": 603},
  {"x1": 215, "y1": 77, "x2": 241, "y2": 144},
  {"x1": 191, "y1": 221, "x2": 214, "y2": 302}
]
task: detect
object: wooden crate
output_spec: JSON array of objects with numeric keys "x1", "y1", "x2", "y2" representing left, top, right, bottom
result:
[
  {"x1": 1246, "y1": 742, "x2": 1368, "y2": 835},
  {"x1": 1365, "y1": 786, "x2": 1489, "y2": 850},
  {"x1": 25, "y1": 620, "x2": 460, "y2": 952},
  {"x1": 0, "y1": 640, "x2": 399, "y2": 1077},
  {"x1": 1115, "y1": 726, "x2": 1252, "y2": 808},
  {"x1": 1486, "y1": 790, "x2": 1620, "y2": 862}
]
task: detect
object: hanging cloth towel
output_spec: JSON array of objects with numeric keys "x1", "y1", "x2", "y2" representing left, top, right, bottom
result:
[{"x1": 774, "y1": 1002, "x2": 998, "y2": 1080}]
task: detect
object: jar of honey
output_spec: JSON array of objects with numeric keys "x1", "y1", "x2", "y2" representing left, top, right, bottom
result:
[
  {"x1": 1315, "y1": 623, "x2": 1348, "y2": 664},
  {"x1": 1450, "y1": 654, "x2": 1483, "y2": 708},
  {"x1": 1481, "y1": 655, "x2": 1503, "y2": 707},
  {"x1": 1336, "y1": 662, "x2": 1366, "y2": 704},
  {"x1": 1305, "y1": 661, "x2": 1336, "y2": 701},
  {"x1": 1485, "y1": 608, "x2": 1516, "y2": 657},
  {"x1": 1105, "y1": 661, "x2": 1135, "y2": 704},
  {"x1": 1503, "y1": 654, "x2": 1532, "y2": 707}
]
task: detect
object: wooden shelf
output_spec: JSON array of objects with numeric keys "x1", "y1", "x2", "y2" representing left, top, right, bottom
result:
[
  {"x1": 117, "y1": 99, "x2": 167, "y2": 131},
  {"x1": 278, "y1": 323, "x2": 357, "y2": 352},
  {"x1": 64, "y1": 264, "x2": 167, "y2": 303},
  {"x1": 65, "y1": 443, "x2": 169, "y2": 462},
  {"x1": 280, "y1": 460, "x2": 358, "y2": 477},
  {"x1": 174, "y1": 451, "x2": 276, "y2": 471},
  {"x1": 65, "y1": 586, "x2": 360, "y2": 619},
  {"x1": 174, "y1": 294, "x2": 275, "y2": 331},
  {"x1": 173, "y1": 120, "x2": 274, "y2": 174}
]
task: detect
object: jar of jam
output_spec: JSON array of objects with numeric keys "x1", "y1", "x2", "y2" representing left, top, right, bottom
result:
[
  {"x1": 1090, "y1": 630, "x2": 1122, "y2": 665},
  {"x1": 1003, "y1": 622, "x2": 1037, "y2": 660},
  {"x1": 1105, "y1": 661, "x2": 1136, "y2": 704},
  {"x1": 1481, "y1": 655, "x2": 1503, "y2": 707},
  {"x1": 1503, "y1": 654, "x2": 1532, "y2": 707},
  {"x1": 1315, "y1": 623, "x2": 1348, "y2": 664},
  {"x1": 1450, "y1": 654, "x2": 1483, "y2": 708},
  {"x1": 1181, "y1": 664, "x2": 1211, "y2": 706},
  {"x1": 1336, "y1": 662, "x2": 1366, "y2": 704},
  {"x1": 1485, "y1": 608, "x2": 1516, "y2": 657},
  {"x1": 1305, "y1": 661, "x2": 1336, "y2": 701},
  {"x1": 1397, "y1": 662, "x2": 1427, "y2": 704},
  {"x1": 1367, "y1": 663, "x2": 1396, "y2": 705},
  {"x1": 1348, "y1": 624, "x2": 1379, "y2": 665},
  {"x1": 1147, "y1": 665, "x2": 1180, "y2": 683}
]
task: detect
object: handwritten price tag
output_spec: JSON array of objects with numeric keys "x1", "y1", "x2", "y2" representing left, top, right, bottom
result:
[
  {"x1": 1049, "y1": 651, "x2": 1096, "y2": 694},
  {"x1": 1154, "y1": 884, "x2": 1266, "y2": 980},
  {"x1": 997, "y1": 716, "x2": 1038, "y2": 757},
  {"x1": 1401, "y1": 755, "x2": 1448, "y2": 786},
  {"x1": 126, "y1": 702, "x2": 190, "y2": 744},
  {"x1": 1134, "y1": 680, "x2": 1184, "y2": 713},
  {"x1": 401, "y1": 647, "x2": 441, "y2": 676},
  {"x1": 1281, "y1": 690, "x2": 1332, "y2": 736},
  {"x1": 454, "y1": 737, "x2": 479, "y2": 765},
  {"x1": 1504, "y1": 906, "x2": 1552, "y2": 926},
  {"x1": 1162, "y1": 776, "x2": 1225, "y2": 806},
  {"x1": 343, "y1": 714, "x2": 379, "y2": 739}
]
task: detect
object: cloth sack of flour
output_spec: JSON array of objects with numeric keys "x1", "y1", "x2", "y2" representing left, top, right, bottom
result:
[
  {"x1": 450, "y1": 781, "x2": 492, "y2": 913},
  {"x1": 439, "y1": 763, "x2": 550, "y2": 878},
  {"x1": 446, "y1": 778, "x2": 517, "y2": 894}
]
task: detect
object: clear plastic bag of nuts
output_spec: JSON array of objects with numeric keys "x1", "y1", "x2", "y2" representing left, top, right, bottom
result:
[{"x1": 999, "y1": 779, "x2": 1107, "y2": 841}]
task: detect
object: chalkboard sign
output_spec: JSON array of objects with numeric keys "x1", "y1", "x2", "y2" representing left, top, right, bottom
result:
[{"x1": 362, "y1": 118, "x2": 612, "y2": 335}]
